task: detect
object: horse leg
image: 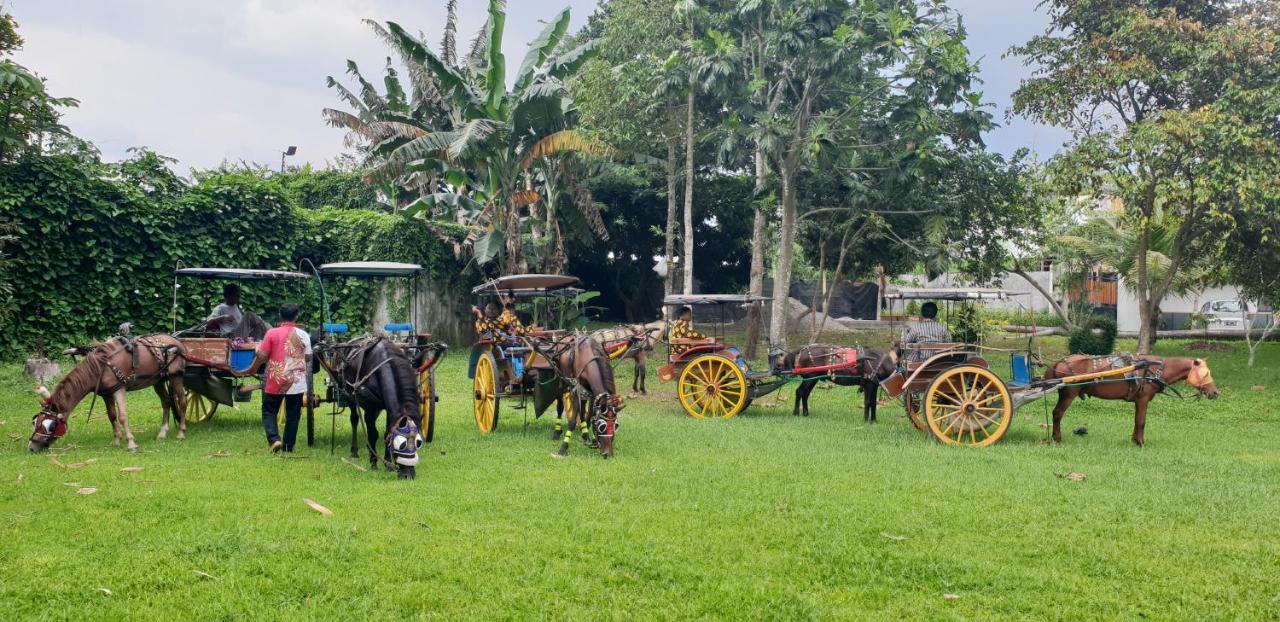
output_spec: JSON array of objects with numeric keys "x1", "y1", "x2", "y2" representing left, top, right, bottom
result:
[
  {"x1": 638, "y1": 351, "x2": 647, "y2": 395},
  {"x1": 863, "y1": 379, "x2": 877, "y2": 423},
  {"x1": 552, "y1": 395, "x2": 564, "y2": 440},
  {"x1": 155, "y1": 383, "x2": 170, "y2": 440},
  {"x1": 1050, "y1": 389, "x2": 1078, "y2": 444},
  {"x1": 348, "y1": 405, "x2": 360, "y2": 459},
  {"x1": 171, "y1": 377, "x2": 188, "y2": 440},
  {"x1": 557, "y1": 401, "x2": 577, "y2": 457},
  {"x1": 795, "y1": 379, "x2": 815, "y2": 417},
  {"x1": 112, "y1": 391, "x2": 139, "y2": 452},
  {"x1": 105, "y1": 396, "x2": 121, "y2": 447},
  {"x1": 365, "y1": 407, "x2": 381, "y2": 470},
  {"x1": 1132, "y1": 396, "x2": 1149, "y2": 447}
]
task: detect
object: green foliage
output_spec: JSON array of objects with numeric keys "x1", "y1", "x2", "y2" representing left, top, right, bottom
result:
[
  {"x1": 905, "y1": 300, "x2": 921, "y2": 318},
  {"x1": 277, "y1": 168, "x2": 382, "y2": 212},
  {"x1": 946, "y1": 302, "x2": 987, "y2": 344},
  {"x1": 1068, "y1": 316, "x2": 1118, "y2": 356},
  {"x1": 0, "y1": 12, "x2": 78, "y2": 163},
  {"x1": 0, "y1": 153, "x2": 465, "y2": 355}
]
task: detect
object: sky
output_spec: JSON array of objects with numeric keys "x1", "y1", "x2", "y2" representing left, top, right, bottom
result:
[{"x1": 9, "y1": 0, "x2": 1072, "y2": 171}]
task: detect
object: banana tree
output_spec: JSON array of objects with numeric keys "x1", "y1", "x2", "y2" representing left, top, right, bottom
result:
[{"x1": 369, "y1": 0, "x2": 605, "y2": 273}]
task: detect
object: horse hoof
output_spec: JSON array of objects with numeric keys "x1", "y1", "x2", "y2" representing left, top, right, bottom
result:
[
  {"x1": 550, "y1": 452, "x2": 565, "y2": 460},
  {"x1": 127, "y1": 445, "x2": 139, "y2": 453},
  {"x1": 550, "y1": 429, "x2": 562, "y2": 440}
]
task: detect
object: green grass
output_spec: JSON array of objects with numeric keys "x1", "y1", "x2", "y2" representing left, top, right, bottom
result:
[{"x1": 1, "y1": 336, "x2": 1278, "y2": 620}]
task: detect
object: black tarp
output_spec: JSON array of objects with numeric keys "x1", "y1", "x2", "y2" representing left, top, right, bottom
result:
[{"x1": 785, "y1": 280, "x2": 880, "y2": 320}]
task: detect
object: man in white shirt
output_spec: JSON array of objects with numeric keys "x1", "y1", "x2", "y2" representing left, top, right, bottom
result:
[{"x1": 205, "y1": 283, "x2": 269, "y2": 340}]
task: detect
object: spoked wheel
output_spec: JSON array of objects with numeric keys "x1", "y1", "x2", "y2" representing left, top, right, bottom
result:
[
  {"x1": 677, "y1": 354, "x2": 748, "y2": 419},
  {"x1": 924, "y1": 366, "x2": 1012, "y2": 447},
  {"x1": 904, "y1": 392, "x2": 926, "y2": 432},
  {"x1": 419, "y1": 367, "x2": 436, "y2": 443},
  {"x1": 473, "y1": 352, "x2": 500, "y2": 433},
  {"x1": 185, "y1": 389, "x2": 217, "y2": 423}
]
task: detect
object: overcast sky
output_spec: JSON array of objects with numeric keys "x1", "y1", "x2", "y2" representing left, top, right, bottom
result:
[{"x1": 9, "y1": 0, "x2": 1071, "y2": 171}]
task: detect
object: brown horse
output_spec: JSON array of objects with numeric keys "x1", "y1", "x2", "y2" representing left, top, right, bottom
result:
[
  {"x1": 531, "y1": 334, "x2": 623, "y2": 458},
  {"x1": 590, "y1": 323, "x2": 660, "y2": 396},
  {"x1": 29, "y1": 334, "x2": 187, "y2": 452},
  {"x1": 784, "y1": 346, "x2": 894, "y2": 421},
  {"x1": 1044, "y1": 355, "x2": 1219, "y2": 446}
]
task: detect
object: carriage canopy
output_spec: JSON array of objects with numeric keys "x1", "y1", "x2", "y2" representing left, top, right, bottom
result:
[
  {"x1": 883, "y1": 287, "x2": 1018, "y2": 301},
  {"x1": 470, "y1": 274, "x2": 580, "y2": 295},
  {"x1": 173, "y1": 267, "x2": 310, "y2": 281},
  {"x1": 318, "y1": 261, "x2": 422, "y2": 278},
  {"x1": 662, "y1": 294, "x2": 771, "y2": 306}
]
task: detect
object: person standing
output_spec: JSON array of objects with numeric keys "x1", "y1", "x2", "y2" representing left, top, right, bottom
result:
[{"x1": 238, "y1": 303, "x2": 311, "y2": 452}]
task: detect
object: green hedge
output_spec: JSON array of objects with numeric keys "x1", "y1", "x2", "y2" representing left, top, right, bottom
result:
[
  {"x1": 0, "y1": 155, "x2": 466, "y2": 355},
  {"x1": 1068, "y1": 316, "x2": 1118, "y2": 355}
]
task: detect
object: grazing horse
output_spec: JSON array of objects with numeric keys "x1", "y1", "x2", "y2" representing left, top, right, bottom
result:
[
  {"x1": 1044, "y1": 355, "x2": 1219, "y2": 446},
  {"x1": 29, "y1": 334, "x2": 187, "y2": 453},
  {"x1": 590, "y1": 324, "x2": 660, "y2": 396},
  {"x1": 784, "y1": 346, "x2": 894, "y2": 421},
  {"x1": 322, "y1": 336, "x2": 423, "y2": 478},
  {"x1": 532, "y1": 334, "x2": 623, "y2": 458}
]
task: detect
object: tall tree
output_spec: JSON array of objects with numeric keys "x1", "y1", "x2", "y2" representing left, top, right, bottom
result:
[
  {"x1": 1011, "y1": 0, "x2": 1280, "y2": 352},
  {"x1": 0, "y1": 10, "x2": 77, "y2": 163}
]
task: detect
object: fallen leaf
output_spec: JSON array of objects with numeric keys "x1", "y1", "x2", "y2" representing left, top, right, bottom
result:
[
  {"x1": 64, "y1": 458, "x2": 97, "y2": 469},
  {"x1": 1056, "y1": 471, "x2": 1087, "y2": 482},
  {"x1": 193, "y1": 570, "x2": 220, "y2": 581},
  {"x1": 303, "y1": 498, "x2": 333, "y2": 516},
  {"x1": 98, "y1": 588, "x2": 113, "y2": 597},
  {"x1": 62, "y1": 482, "x2": 82, "y2": 487},
  {"x1": 76, "y1": 487, "x2": 98, "y2": 495},
  {"x1": 15, "y1": 474, "x2": 23, "y2": 484},
  {"x1": 943, "y1": 593, "x2": 960, "y2": 601},
  {"x1": 282, "y1": 455, "x2": 309, "y2": 460},
  {"x1": 880, "y1": 532, "x2": 907, "y2": 541},
  {"x1": 208, "y1": 451, "x2": 230, "y2": 458},
  {"x1": 340, "y1": 457, "x2": 367, "y2": 472},
  {"x1": 49, "y1": 457, "x2": 67, "y2": 469},
  {"x1": 1252, "y1": 385, "x2": 1264, "y2": 392},
  {"x1": 120, "y1": 467, "x2": 144, "y2": 474},
  {"x1": 8, "y1": 433, "x2": 20, "y2": 441},
  {"x1": 417, "y1": 522, "x2": 431, "y2": 531}
]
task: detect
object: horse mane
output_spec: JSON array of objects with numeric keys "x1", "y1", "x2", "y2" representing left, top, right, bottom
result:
[
  {"x1": 381, "y1": 340, "x2": 420, "y2": 415},
  {"x1": 581, "y1": 336, "x2": 617, "y2": 396},
  {"x1": 47, "y1": 350, "x2": 106, "y2": 412}
]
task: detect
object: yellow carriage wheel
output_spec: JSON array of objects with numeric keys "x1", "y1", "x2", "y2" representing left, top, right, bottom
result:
[
  {"x1": 677, "y1": 355, "x2": 748, "y2": 419},
  {"x1": 473, "y1": 352, "x2": 500, "y2": 433},
  {"x1": 419, "y1": 368, "x2": 436, "y2": 443},
  {"x1": 904, "y1": 393, "x2": 926, "y2": 432},
  {"x1": 923, "y1": 366, "x2": 1012, "y2": 447},
  {"x1": 184, "y1": 389, "x2": 217, "y2": 423}
]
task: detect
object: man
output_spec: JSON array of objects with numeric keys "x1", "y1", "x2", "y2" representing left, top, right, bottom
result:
[
  {"x1": 473, "y1": 301, "x2": 507, "y2": 338},
  {"x1": 205, "y1": 283, "x2": 245, "y2": 336},
  {"x1": 901, "y1": 301, "x2": 951, "y2": 362},
  {"x1": 499, "y1": 301, "x2": 528, "y2": 336},
  {"x1": 206, "y1": 283, "x2": 270, "y2": 340},
  {"x1": 238, "y1": 303, "x2": 311, "y2": 452},
  {"x1": 668, "y1": 306, "x2": 710, "y2": 356}
]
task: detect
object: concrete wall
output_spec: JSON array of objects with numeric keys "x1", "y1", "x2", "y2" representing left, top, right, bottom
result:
[{"x1": 894, "y1": 271, "x2": 1062, "y2": 315}]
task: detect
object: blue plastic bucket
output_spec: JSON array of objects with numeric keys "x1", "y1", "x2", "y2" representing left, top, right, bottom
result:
[{"x1": 230, "y1": 348, "x2": 256, "y2": 373}]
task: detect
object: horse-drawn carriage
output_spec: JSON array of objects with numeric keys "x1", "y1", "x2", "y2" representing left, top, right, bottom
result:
[
  {"x1": 879, "y1": 286, "x2": 1219, "y2": 447},
  {"x1": 467, "y1": 274, "x2": 589, "y2": 433},
  {"x1": 171, "y1": 267, "x2": 317, "y2": 441},
  {"x1": 309, "y1": 261, "x2": 447, "y2": 460}
]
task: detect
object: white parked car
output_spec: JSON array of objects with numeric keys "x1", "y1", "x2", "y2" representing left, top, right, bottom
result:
[{"x1": 1198, "y1": 299, "x2": 1251, "y2": 332}]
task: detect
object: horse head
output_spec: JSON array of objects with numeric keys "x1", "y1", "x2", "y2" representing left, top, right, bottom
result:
[
  {"x1": 28, "y1": 385, "x2": 66, "y2": 452},
  {"x1": 1186, "y1": 358, "x2": 1220, "y2": 400},
  {"x1": 590, "y1": 393, "x2": 623, "y2": 459}
]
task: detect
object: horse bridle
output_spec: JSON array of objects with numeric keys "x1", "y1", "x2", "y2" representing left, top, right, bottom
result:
[
  {"x1": 534, "y1": 335, "x2": 622, "y2": 440},
  {"x1": 31, "y1": 405, "x2": 68, "y2": 444}
]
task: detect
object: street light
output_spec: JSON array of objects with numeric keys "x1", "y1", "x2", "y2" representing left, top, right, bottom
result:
[{"x1": 280, "y1": 145, "x2": 297, "y2": 172}]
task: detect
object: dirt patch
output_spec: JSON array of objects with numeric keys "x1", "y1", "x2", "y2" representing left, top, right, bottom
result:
[{"x1": 1185, "y1": 341, "x2": 1235, "y2": 352}]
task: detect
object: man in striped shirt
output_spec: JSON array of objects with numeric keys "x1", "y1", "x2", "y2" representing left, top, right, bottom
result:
[{"x1": 902, "y1": 302, "x2": 951, "y2": 362}]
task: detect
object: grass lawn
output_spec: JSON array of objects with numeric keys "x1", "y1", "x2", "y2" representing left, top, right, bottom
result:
[{"x1": 1, "y1": 334, "x2": 1277, "y2": 620}]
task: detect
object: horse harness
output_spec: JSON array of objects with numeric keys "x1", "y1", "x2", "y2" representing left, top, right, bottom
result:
[
  {"x1": 1058, "y1": 355, "x2": 1169, "y2": 401},
  {"x1": 533, "y1": 334, "x2": 621, "y2": 433},
  {"x1": 325, "y1": 336, "x2": 396, "y2": 396}
]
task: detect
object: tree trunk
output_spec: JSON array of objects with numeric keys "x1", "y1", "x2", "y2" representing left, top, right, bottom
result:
[
  {"x1": 769, "y1": 167, "x2": 797, "y2": 347},
  {"x1": 682, "y1": 90, "x2": 695, "y2": 295},
  {"x1": 744, "y1": 149, "x2": 767, "y2": 359},
  {"x1": 664, "y1": 139, "x2": 678, "y2": 297}
]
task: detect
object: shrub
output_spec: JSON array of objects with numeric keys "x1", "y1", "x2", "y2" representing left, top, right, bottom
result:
[
  {"x1": 1068, "y1": 315, "x2": 1117, "y2": 355},
  {"x1": 947, "y1": 302, "x2": 987, "y2": 344}
]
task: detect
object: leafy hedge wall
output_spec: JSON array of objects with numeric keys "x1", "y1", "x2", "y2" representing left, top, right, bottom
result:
[{"x1": 0, "y1": 155, "x2": 466, "y2": 356}]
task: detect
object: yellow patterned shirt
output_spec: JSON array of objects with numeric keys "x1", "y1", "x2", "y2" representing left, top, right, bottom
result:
[
  {"x1": 499, "y1": 309, "x2": 527, "y2": 336},
  {"x1": 669, "y1": 319, "x2": 706, "y2": 356}
]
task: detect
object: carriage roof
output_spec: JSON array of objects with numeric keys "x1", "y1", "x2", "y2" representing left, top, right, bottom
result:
[
  {"x1": 470, "y1": 274, "x2": 580, "y2": 295},
  {"x1": 173, "y1": 267, "x2": 310, "y2": 281},
  {"x1": 318, "y1": 261, "x2": 422, "y2": 277},
  {"x1": 662, "y1": 294, "x2": 771, "y2": 306},
  {"x1": 883, "y1": 287, "x2": 1020, "y2": 301}
]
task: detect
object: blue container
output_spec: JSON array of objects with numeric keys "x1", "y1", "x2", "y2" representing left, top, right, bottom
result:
[
  {"x1": 230, "y1": 348, "x2": 256, "y2": 373},
  {"x1": 512, "y1": 356, "x2": 525, "y2": 379}
]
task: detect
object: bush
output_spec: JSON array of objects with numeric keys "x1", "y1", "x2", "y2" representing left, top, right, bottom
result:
[
  {"x1": 947, "y1": 302, "x2": 987, "y2": 344},
  {"x1": 1068, "y1": 316, "x2": 1117, "y2": 355}
]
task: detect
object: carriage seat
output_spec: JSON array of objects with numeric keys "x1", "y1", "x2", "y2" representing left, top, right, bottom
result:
[
  {"x1": 384, "y1": 323, "x2": 414, "y2": 334},
  {"x1": 323, "y1": 323, "x2": 349, "y2": 334},
  {"x1": 903, "y1": 342, "x2": 969, "y2": 371}
]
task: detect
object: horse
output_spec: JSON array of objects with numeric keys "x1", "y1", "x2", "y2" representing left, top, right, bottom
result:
[
  {"x1": 1044, "y1": 354, "x2": 1219, "y2": 446},
  {"x1": 784, "y1": 346, "x2": 894, "y2": 421},
  {"x1": 590, "y1": 324, "x2": 660, "y2": 396},
  {"x1": 28, "y1": 334, "x2": 187, "y2": 453},
  {"x1": 321, "y1": 336, "x2": 424, "y2": 479},
  {"x1": 531, "y1": 334, "x2": 624, "y2": 458}
]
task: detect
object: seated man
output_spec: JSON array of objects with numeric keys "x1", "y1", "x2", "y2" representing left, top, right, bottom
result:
[
  {"x1": 205, "y1": 283, "x2": 270, "y2": 340},
  {"x1": 498, "y1": 301, "x2": 529, "y2": 336},
  {"x1": 473, "y1": 301, "x2": 509, "y2": 340},
  {"x1": 901, "y1": 301, "x2": 951, "y2": 362},
  {"x1": 668, "y1": 306, "x2": 710, "y2": 356}
]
